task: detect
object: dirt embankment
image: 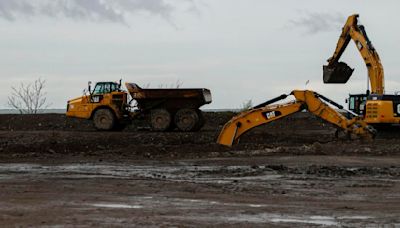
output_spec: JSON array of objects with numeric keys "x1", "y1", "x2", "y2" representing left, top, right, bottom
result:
[{"x1": 0, "y1": 112, "x2": 400, "y2": 160}]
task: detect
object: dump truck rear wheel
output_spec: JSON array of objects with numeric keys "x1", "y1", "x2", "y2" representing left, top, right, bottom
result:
[
  {"x1": 150, "y1": 109, "x2": 172, "y2": 131},
  {"x1": 194, "y1": 109, "x2": 205, "y2": 131},
  {"x1": 175, "y1": 108, "x2": 199, "y2": 132},
  {"x1": 93, "y1": 109, "x2": 116, "y2": 131}
]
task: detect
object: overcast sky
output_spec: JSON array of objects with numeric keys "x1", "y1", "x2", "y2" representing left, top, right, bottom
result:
[{"x1": 0, "y1": 0, "x2": 399, "y2": 109}]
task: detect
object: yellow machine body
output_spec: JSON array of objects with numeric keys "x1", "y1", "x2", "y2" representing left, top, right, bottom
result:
[
  {"x1": 66, "y1": 81, "x2": 212, "y2": 131},
  {"x1": 66, "y1": 82, "x2": 127, "y2": 120},
  {"x1": 364, "y1": 100, "x2": 400, "y2": 124},
  {"x1": 217, "y1": 90, "x2": 375, "y2": 147},
  {"x1": 324, "y1": 14, "x2": 400, "y2": 125}
]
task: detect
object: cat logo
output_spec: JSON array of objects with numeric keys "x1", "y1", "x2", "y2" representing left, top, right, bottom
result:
[
  {"x1": 92, "y1": 96, "x2": 101, "y2": 103},
  {"x1": 263, "y1": 111, "x2": 281, "y2": 120}
]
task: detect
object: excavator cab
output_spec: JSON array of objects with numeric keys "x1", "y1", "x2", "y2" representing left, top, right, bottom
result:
[{"x1": 347, "y1": 94, "x2": 368, "y2": 116}]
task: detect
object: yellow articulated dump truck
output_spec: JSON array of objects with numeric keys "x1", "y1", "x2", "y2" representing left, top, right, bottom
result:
[{"x1": 66, "y1": 80, "x2": 212, "y2": 131}]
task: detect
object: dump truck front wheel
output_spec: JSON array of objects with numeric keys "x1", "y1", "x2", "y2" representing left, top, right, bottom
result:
[
  {"x1": 150, "y1": 109, "x2": 172, "y2": 131},
  {"x1": 93, "y1": 109, "x2": 116, "y2": 131},
  {"x1": 175, "y1": 108, "x2": 200, "y2": 132}
]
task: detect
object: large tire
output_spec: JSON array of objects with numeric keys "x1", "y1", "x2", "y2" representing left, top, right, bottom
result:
[
  {"x1": 150, "y1": 109, "x2": 172, "y2": 132},
  {"x1": 174, "y1": 108, "x2": 199, "y2": 132},
  {"x1": 93, "y1": 109, "x2": 116, "y2": 131},
  {"x1": 194, "y1": 110, "x2": 205, "y2": 131}
]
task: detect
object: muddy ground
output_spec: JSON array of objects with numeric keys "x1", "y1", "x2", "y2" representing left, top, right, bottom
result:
[{"x1": 0, "y1": 112, "x2": 399, "y2": 227}]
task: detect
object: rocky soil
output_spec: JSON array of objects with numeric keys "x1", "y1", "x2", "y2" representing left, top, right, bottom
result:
[{"x1": 0, "y1": 112, "x2": 399, "y2": 227}]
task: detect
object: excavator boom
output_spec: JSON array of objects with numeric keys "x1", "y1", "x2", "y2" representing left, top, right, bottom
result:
[
  {"x1": 323, "y1": 14, "x2": 384, "y2": 95},
  {"x1": 217, "y1": 90, "x2": 375, "y2": 147},
  {"x1": 218, "y1": 101, "x2": 304, "y2": 146}
]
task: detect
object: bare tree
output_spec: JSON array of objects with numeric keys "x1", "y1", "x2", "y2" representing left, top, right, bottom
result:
[
  {"x1": 240, "y1": 99, "x2": 253, "y2": 112},
  {"x1": 8, "y1": 78, "x2": 50, "y2": 114},
  {"x1": 153, "y1": 80, "x2": 183, "y2": 88},
  {"x1": 174, "y1": 79, "x2": 183, "y2": 89}
]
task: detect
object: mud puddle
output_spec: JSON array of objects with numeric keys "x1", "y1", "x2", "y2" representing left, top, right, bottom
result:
[
  {"x1": 0, "y1": 162, "x2": 283, "y2": 183},
  {"x1": 0, "y1": 157, "x2": 399, "y2": 227}
]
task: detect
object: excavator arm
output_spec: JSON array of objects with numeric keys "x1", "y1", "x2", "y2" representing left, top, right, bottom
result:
[
  {"x1": 217, "y1": 101, "x2": 304, "y2": 146},
  {"x1": 217, "y1": 90, "x2": 375, "y2": 147},
  {"x1": 323, "y1": 14, "x2": 384, "y2": 95}
]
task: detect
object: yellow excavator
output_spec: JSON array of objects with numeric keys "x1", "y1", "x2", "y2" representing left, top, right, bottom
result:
[
  {"x1": 324, "y1": 14, "x2": 400, "y2": 126},
  {"x1": 217, "y1": 90, "x2": 376, "y2": 147}
]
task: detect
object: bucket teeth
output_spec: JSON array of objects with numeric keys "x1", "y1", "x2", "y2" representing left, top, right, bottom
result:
[{"x1": 323, "y1": 62, "x2": 354, "y2": 83}]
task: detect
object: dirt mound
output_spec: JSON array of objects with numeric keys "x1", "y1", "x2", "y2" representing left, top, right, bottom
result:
[
  {"x1": 0, "y1": 112, "x2": 399, "y2": 160},
  {"x1": 0, "y1": 114, "x2": 93, "y2": 131},
  {"x1": 0, "y1": 112, "x2": 327, "y2": 132}
]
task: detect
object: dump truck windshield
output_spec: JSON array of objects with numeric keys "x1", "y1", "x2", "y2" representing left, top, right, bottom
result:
[{"x1": 92, "y1": 82, "x2": 119, "y2": 95}]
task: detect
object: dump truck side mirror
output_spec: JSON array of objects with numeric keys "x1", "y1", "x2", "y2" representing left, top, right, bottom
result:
[{"x1": 88, "y1": 81, "x2": 92, "y2": 93}]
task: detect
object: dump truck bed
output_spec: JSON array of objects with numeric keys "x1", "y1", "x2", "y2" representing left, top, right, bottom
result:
[{"x1": 125, "y1": 83, "x2": 212, "y2": 111}]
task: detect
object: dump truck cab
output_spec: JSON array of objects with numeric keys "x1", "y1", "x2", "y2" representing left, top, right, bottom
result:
[
  {"x1": 89, "y1": 81, "x2": 128, "y2": 116},
  {"x1": 66, "y1": 81, "x2": 129, "y2": 130}
]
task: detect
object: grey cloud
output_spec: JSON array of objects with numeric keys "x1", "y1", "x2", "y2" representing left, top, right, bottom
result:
[
  {"x1": 0, "y1": 0, "x2": 34, "y2": 21},
  {"x1": 288, "y1": 11, "x2": 345, "y2": 34},
  {"x1": 0, "y1": 0, "x2": 191, "y2": 24}
]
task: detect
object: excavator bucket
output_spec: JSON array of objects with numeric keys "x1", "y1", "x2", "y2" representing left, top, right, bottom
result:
[{"x1": 323, "y1": 62, "x2": 354, "y2": 83}]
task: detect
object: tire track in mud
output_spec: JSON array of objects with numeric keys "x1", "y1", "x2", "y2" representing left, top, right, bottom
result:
[{"x1": 0, "y1": 157, "x2": 399, "y2": 226}]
